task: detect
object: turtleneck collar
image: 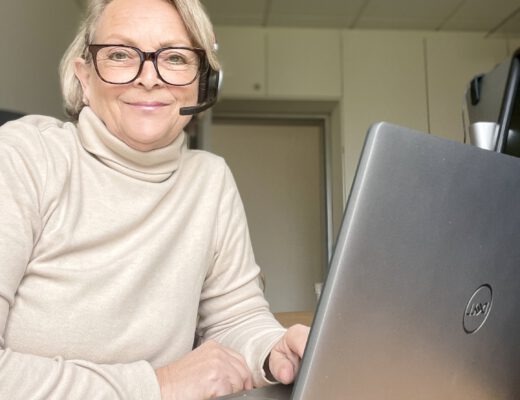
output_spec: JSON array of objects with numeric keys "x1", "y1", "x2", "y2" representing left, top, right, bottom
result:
[{"x1": 77, "y1": 107, "x2": 186, "y2": 183}]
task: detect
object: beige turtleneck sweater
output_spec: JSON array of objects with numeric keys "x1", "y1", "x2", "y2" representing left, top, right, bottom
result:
[{"x1": 0, "y1": 107, "x2": 285, "y2": 399}]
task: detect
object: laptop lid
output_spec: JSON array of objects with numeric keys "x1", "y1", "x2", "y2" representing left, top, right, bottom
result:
[{"x1": 292, "y1": 122, "x2": 520, "y2": 399}]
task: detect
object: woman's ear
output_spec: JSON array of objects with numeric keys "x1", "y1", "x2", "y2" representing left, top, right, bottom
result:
[{"x1": 73, "y1": 57, "x2": 91, "y2": 104}]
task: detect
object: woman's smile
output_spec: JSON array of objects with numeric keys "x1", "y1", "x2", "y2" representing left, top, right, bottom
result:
[{"x1": 124, "y1": 100, "x2": 170, "y2": 111}]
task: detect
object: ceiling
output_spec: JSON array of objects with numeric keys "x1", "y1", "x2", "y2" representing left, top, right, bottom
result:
[{"x1": 200, "y1": 0, "x2": 520, "y2": 38}]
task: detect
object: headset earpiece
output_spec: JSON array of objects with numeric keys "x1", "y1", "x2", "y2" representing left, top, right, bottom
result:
[{"x1": 179, "y1": 59, "x2": 221, "y2": 116}]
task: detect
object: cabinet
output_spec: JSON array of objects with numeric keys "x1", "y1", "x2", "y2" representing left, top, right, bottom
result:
[
  {"x1": 214, "y1": 27, "x2": 342, "y2": 100},
  {"x1": 341, "y1": 30, "x2": 429, "y2": 191},
  {"x1": 214, "y1": 27, "x2": 514, "y2": 197},
  {"x1": 267, "y1": 28, "x2": 342, "y2": 99},
  {"x1": 425, "y1": 33, "x2": 508, "y2": 143},
  {"x1": 214, "y1": 27, "x2": 267, "y2": 98}
]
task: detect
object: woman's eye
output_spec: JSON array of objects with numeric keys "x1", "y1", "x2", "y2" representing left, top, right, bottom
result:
[
  {"x1": 108, "y1": 51, "x2": 129, "y2": 61},
  {"x1": 167, "y1": 54, "x2": 186, "y2": 65}
]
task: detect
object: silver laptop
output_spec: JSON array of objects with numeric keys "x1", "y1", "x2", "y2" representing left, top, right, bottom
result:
[{"x1": 220, "y1": 122, "x2": 520, "y2": 399}]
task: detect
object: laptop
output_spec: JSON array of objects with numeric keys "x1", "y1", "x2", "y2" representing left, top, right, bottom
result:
[{"x1": 220, "y1": 122, "x2": 520, "y2": 399}]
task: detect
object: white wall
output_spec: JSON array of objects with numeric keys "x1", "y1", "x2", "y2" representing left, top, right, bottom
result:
[
  {"x1": 0, "y1": 1, "x2": 82, "y2": 118},
  {"x1": 341, "y1": 30, "x2": 430, "y2": 193},
  {"x1": 214, "y1": 26, "x2": 516, "y2": 193}
]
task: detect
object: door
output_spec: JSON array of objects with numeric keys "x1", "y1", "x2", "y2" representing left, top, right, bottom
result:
[{"x1": 210, "y1": 118, "x2": 326, "y2": 312}]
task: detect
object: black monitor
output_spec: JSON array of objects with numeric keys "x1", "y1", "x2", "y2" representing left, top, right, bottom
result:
[
  {"x1": 465, "y1": 48, "x2": 520, "y2": 157},
  {"x1": 502, "y1": 55, "x2": 520, "y2": 157}
]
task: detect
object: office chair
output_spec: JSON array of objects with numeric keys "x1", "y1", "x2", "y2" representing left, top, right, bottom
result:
[{"x1": 0, "y1": 109, "x2": 25, "y2": 126}]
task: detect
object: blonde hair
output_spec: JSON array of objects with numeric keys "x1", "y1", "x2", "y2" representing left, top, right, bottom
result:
[{"x1": 59, "y1": 0, "x2": 220, "y2": 120}]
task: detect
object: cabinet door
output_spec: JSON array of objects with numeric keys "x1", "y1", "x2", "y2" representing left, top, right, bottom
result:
[
  {"x1": 426, "y1": 33, "x2": 508, "y2": 143},
  {"x1": 267, "y1": 28, "x2": 342, "y2": 99},
  {"x1": 214, "y1": 27, "x2": 267, "y2": 98},
  {"x1": 341, "y1": 30, "x2": 429, "y2": 192}
]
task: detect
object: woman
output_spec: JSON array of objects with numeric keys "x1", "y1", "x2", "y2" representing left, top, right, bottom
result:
[{"x1": 0, "y1": 0, "x2": 309, "y2": 399}]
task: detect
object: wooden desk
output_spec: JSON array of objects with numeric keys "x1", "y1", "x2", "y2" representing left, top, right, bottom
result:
[{"x1": 273, "y1": 311, "x2": 314, "y2": 328}]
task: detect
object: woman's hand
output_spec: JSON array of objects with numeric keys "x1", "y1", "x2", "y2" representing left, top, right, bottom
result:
[
  {"x1": 155, "y1": 340, "x2": 253, "y2": 400},
  {"x1": 268, "y1": 324, "x2": 310, "y2": 384}
]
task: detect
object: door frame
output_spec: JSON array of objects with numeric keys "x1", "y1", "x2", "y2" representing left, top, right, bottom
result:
[{"x1": 193, "y1": 99, "x2": 344, "y2": 273}]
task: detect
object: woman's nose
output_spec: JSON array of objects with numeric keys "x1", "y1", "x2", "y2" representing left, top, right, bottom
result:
[{"x1": 134, "y1": 60, "x2": 164, "y2": 89}]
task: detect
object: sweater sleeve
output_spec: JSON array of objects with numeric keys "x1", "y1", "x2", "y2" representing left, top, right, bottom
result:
[
  {"x1": 0, "y1": 121, "x2": 161, "y2": 400},
  {"x1": 196, "y1": 163, "x2": 286, "y2": 387}
]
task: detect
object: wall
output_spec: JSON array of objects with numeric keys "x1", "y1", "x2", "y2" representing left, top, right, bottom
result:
[
  {"x1": 0, "y1": 1, "x2": 82, "y2": 118},
  {"x1": 214, "y1": 26, "x2": 519, "y2": 194},
  {"x1": 343, "y1": 31, "x2": 513, "y2": 191}
]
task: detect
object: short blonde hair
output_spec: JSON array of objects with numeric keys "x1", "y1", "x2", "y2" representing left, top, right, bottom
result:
[{"x1": 59, "y1": 0, "x2": 220, "y2": 120}]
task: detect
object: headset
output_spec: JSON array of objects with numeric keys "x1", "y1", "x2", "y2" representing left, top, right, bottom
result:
[{"x1": 179, "y1": 56, "x2": 222, "y2": 116}]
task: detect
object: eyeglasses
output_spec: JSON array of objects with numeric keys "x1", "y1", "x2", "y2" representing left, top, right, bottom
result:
[{"x1": 87, "y1": 44, "x2": 205, "y2": 86}]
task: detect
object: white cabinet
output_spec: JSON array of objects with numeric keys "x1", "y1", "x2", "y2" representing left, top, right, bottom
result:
[
  {"x1": 267, "y1": 28, "x2": 342, "y2": 99},
  {"x1": 214, "y1": 27, "x2": 267, "y2": 98},
  {"x1": 214, "y1": 26, "x2": 514, "y2": 196},
  {"x1": 341, "y1": 30, "x2": 429, "y2": 191},
  {"x1": 425, "y1": 33, "x2": 508, "y2": 143},
  {"x1": 214, "y1": 27, "x2": 342, "y2": 100}
]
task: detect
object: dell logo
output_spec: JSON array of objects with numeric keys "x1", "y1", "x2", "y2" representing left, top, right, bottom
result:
[
  {"x1": 465, "y1": 302, "x2": 489, "y2": 317},
  {"x1": 463, "y1": 284, "x2": 493, "y2": 334}
]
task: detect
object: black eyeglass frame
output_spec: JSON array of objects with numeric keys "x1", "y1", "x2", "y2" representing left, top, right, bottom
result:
[{"x1": 87, "y1": 44, "x2": 207, "y2": 86}]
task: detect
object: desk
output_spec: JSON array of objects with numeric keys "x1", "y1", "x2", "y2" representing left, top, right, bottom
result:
[{"x1": 273, "y1": 311, "x2": 314, "y2": 328}]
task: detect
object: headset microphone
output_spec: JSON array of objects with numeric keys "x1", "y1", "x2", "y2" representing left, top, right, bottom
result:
[{"x1": 179, "y1": 64, "x2": 222, "y2": 116}]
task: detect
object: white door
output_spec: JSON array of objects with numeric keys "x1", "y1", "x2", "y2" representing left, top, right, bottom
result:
[{"x1": 210, "y1": 118, "x2": 326, "y2": 312}]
